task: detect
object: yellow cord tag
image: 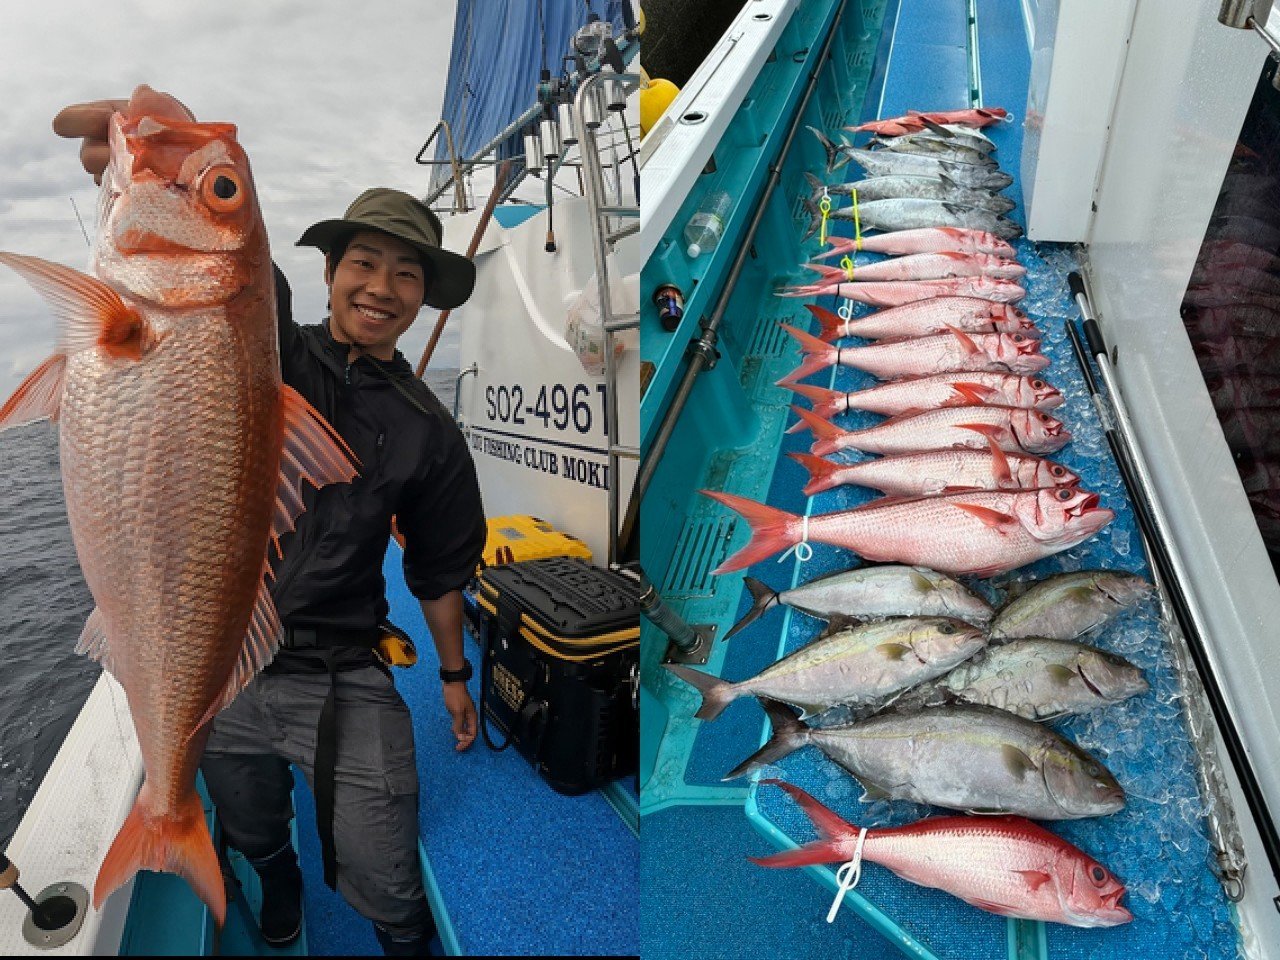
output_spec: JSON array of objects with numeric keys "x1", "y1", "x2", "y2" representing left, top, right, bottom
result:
[
  {"x1": 840, "y1": 255, "x2": 855, "y2": 281},
  {"x1": 851, "y1": 187, "x2": 862, "y2": 252},
  {"x1": 818, "y1": 193, "x2": 832, "y2": 247}
]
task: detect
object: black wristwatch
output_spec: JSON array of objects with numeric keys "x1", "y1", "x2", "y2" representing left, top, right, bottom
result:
[{"x1": 439, "y1": 660, "x2": 473, "y2": 683}]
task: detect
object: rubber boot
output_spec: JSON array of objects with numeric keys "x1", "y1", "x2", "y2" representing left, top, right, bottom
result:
[
  {"x1": 249, "y1": 844, "x2": 303, "y2": 948},
  {"x1": 374, "y1": 923, "x2": 445, "y2": 956}
]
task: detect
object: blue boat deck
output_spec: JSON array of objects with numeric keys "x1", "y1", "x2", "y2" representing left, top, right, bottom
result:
[
  {"x1": 120, "y1": 542, "x2": 638, "y2": 957},
  {"x1": 641, "y1": 1, "x2": 1241, "y2": 958}
]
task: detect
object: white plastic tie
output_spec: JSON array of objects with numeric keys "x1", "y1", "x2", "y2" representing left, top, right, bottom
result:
[
  {"x1": 826, "y1": 828, "x2": 869, "y2": 923},
  {"x1": 777, "y1": 514, "x2": 813, "y2": 564}
]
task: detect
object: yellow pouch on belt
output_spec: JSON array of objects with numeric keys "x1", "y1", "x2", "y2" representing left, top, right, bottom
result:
[{"x1": 375, "y1": 620, "x2": 418, "y2": 668}]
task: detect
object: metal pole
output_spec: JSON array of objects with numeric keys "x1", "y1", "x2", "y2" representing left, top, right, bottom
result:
[
  {"x1": 621, "y1": 0, "x2": 851, "y2": 554},
  {"x1": 1066, "y1": 272, "x2": 1280, "y2": 911},
  {"x1": 574, "y1": 72, "x2": 641, "y2": 566},
  {"x1": 423, "y1": 103, "x2": 544, "y2": 207}
]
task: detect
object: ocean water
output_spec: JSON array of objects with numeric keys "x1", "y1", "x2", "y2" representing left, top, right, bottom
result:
[{"x1": 0, "y1": 368, "x2": 457, "y2": 847}]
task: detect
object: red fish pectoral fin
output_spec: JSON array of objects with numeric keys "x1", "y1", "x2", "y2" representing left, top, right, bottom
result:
[
  {"x1": 945, "y1": 324, "x2": 980, "y2": 356},
  {"x1": 95, "y1": 785, "x2": 226, "y2": 928},
  {"x1": 986, "y1": 438, "x2": 1013, "y2": 484},
  {"x1": 947, "y1": 381, "x2": 997, "y2": 405},
  {"x1": 1014, "y1": 869, "x2": 1054, "y2": 892},
  {"x1": 953, "y1": 501, "x2": 1019, "y2": 533},
  {"x1": 0, "y1": 354, "x2": 67, "y2": 428},
  {"x1": 0, "y1": 253, "x2": 145, "y2": 359}
]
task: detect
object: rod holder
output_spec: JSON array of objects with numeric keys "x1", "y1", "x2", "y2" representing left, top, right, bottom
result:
[
  {"x1": 557, "y1": 101, "x2": 578, "y2": 146},
  {"x1": 583, "y1": 85, "x2": 608, "y2": 129},
  {"x1": 523, "y1": 131, "x2": 543, "y2": 175}
]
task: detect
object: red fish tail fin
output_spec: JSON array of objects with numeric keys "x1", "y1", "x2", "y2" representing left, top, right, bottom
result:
[
  {"x1": 804, "y1": 263, "x2": 851, "y2": 285},
  {"x1": 701, "y1": 490, "x2": 801, "y2": 572},
  {"x1": 804, "y1": 303, "x2": 849, "y2": 342},
  {"x1": 813, "y1": 236, "x2": 859, "y2": 262},
  {"x1": 779, "y1": 323, "x2": 837, "y2": 382},
  {"x1": 788, "y1": 453, "x2": 846, "y2": 496},
  {"x1": 95, "y1": 785, "x2": 226, "y2": 927},
  {"x1": 749, "y1": 778, "x2": 862, "y2": 868},
  {"x1": 791, "y1": 405, "x2": 849, "y2": 457},
  {"x1": 782, "y1": 383, "x2": 845, "y2": 427}
]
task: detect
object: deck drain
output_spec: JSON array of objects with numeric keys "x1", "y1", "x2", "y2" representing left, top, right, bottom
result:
[
  {"x1": 680, "y1": 111, "x2": 707, "y2": 125},
  {"x1": 746, "y1": 316, "x2": 796, "y2": 359},
  {"x1": 664, "y1": 516, "x2": 736, "y2": 599}
]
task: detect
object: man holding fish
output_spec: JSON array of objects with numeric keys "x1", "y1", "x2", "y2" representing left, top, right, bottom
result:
[{"x1": 33, "y1": 87, "x2": 486, "y2": 956}]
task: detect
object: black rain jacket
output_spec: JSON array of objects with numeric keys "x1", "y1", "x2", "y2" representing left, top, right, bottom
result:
[{"x1": 267, "y1": 267, "x2": 486, "y2": 631}]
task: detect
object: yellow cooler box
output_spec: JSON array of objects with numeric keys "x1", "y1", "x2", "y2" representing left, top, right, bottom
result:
[{"x1": 482, "y1": 515, "x2": 592, "y2": 568}]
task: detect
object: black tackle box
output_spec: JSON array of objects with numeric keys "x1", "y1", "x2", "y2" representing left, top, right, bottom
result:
[{"x1": 472, "y1": 556, "x2": 640, "y2": 795}]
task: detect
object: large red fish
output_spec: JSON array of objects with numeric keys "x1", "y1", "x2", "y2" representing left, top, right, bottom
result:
[
  {"x1": 751, "y1": 779, "x2": 1131, "y2": 928},
  {"x1": 0, "y1": 86, "x2": 357, "y2": 923},
  {"x1": 703, "y1": 487, "x2": 1113, "y2": 577}
]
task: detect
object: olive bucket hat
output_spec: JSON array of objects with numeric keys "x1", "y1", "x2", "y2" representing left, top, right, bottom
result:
[{"x1": 297, "y1": 188, "x2": 477, "y2": 309}]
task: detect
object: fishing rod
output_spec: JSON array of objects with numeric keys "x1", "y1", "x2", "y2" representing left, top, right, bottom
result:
[{"x1": 1065, "y1": 271, "x2": 1280, "y2": 911}]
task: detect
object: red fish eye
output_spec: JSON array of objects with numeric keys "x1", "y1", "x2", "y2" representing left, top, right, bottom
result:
[
  {"x1": 1050, "y1": 465, "x2": 1065, "y2": 477},
  {"x1": 201, "y1": 165, "x2": 245, "y2": 214},
  {"x1": 1031, "y1": 379, "x2": 1045, "y2": 389},
  {"x1": 1057, "y1": 488, "x2": 1072, "y2": 501},
  {"x1": 1012, "y1": 334, "x2": 1025, "y2": 342},
  {"x1": 1090, "y1": 866, "x2": 1108, "y2": 884}
]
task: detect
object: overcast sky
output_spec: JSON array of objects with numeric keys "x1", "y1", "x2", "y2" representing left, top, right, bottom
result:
[{"x1": 0, "y1": 0, "x2": 494, "y2": 397}]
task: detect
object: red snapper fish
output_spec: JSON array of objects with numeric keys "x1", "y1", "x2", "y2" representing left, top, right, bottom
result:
[
  {"x1": 751, "y1": 780, "x2": 1132, "y2": 928},
  {"x1": 777, "y1": 275, "x2": 1026, "y2": 306},
  {"x1": 784, "y1": 372, "x2": 1063, "y2": 423},
  {"x1": 848, "y1": 107, "x2": 1011, "y2": 135},
  {"x1": 0, "y1": 86, "x2": 357, "y2": 923},
  {"x1": 803, "y1": 301, "x2": 1039, "y2": 342},
  {"x1": 803, "y1": 253, "x2": 1026, "y2": 283},
  {"x1": 779, "y1": 323, "x2": 1047, "y2": 382},
  {"x1": 791, "y1": 404, "x2": 1071, "y2": 457},
  {"x1": 817, "y1": 229, "x2": 1015, "y2": 258},
  {"x1": 703, "y1": 487, "x2": 1113, "y2": 577},
  {"x1": 789, "y1": 444, "x2": 1079, "y2": 497}
]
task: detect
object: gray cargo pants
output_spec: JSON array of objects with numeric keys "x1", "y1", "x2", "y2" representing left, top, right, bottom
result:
[{"x1": 200, "y1": 661, "x2": 432, "y2": 939}]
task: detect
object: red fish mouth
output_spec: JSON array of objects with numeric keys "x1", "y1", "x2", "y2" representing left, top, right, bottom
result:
[{"x1": 1065, "y1": 492, "x2": 1100, "y2": 517}]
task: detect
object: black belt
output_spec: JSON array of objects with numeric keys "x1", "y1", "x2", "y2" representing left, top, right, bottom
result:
[{"x1": 276, "y1": 625, "x2": 381, "y2": 889}]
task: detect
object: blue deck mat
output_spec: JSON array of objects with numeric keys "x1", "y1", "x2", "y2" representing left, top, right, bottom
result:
[
  {"x1": 641, "y1": 803, "x2": 904, "y2": 960},
  {"x1": 679, "y1": 0, "x2": 1243, "y2": 958},
  {"x1": 292, "y1": 545, "x2": 638, "y2": 957}
]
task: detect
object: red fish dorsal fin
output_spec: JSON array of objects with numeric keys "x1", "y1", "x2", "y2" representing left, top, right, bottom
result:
[{"x1": 188, "y1": 386, "x2": 360, "y2": 735}]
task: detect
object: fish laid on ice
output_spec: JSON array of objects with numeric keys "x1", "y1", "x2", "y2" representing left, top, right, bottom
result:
[
  {"x1": 850, "y1": 107, "x2": 1011, "y2": 134},
  {"x1": 790, "y1": 443, "x2": 1078, "y2": 498},
  {"x1": 808, "y1": 127, "x2": 1014, "y2": 188},
  {"x1": 0, "y1": 86, "x2": 357, "y2": 923},
  {"x1": 800, "y1": 197, "x2": 1022, "y2": 242},
  {"x1": 803, "y1": 252, "x2": 1026, "y2": 283},
  {"x1": 784, "y1": 371, "x2": 1062, "y2": 422},
  {"x1": 990, "y1": 570, "x2": 1154, "y2": 641},
  {"x1": 791, "y1": 404, "x2": 1071, "y2": 458},
  {"x1": 703, "y1": 487, "x2": 1114, "y2": 577},
  {"x1": 816, "y1": 229, "x2": 1014, "y2": 258},
  {"x1": 895, "y1": 637, "x2": 1149, "y2": 720},
  {"x1": 779, "y1": 323, "x2": 1047, "y2": 382},
  {"x1": 804, "y1": 171, "x2": 1015, "y2": 214},
  {"x1": 665, "y1": 617, "x2": 985, "y2": 719},
  {"x1": 751, "y1": 779, "x2": 1132, "y2": 927},
  {"x1": 725, "y1": 566, "x2": 994, "y2": 640},
  {"x1": 780, "y1": 271, "x2": 1026, "y2": 304},
  {"x1": 867, "y1": 134, "x2": 997, "y2": 167},
  {"x1": 729, "y1": 700, "x2": 1126, "y2": 819},
  {"x1": 802, "y1": 301, "x2": 1039, "y2": 343}
]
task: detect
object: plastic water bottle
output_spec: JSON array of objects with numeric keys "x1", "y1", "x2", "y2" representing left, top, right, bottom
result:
[{"x1": 683, "y1": 191, "x2": 732, "y2": 258}]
